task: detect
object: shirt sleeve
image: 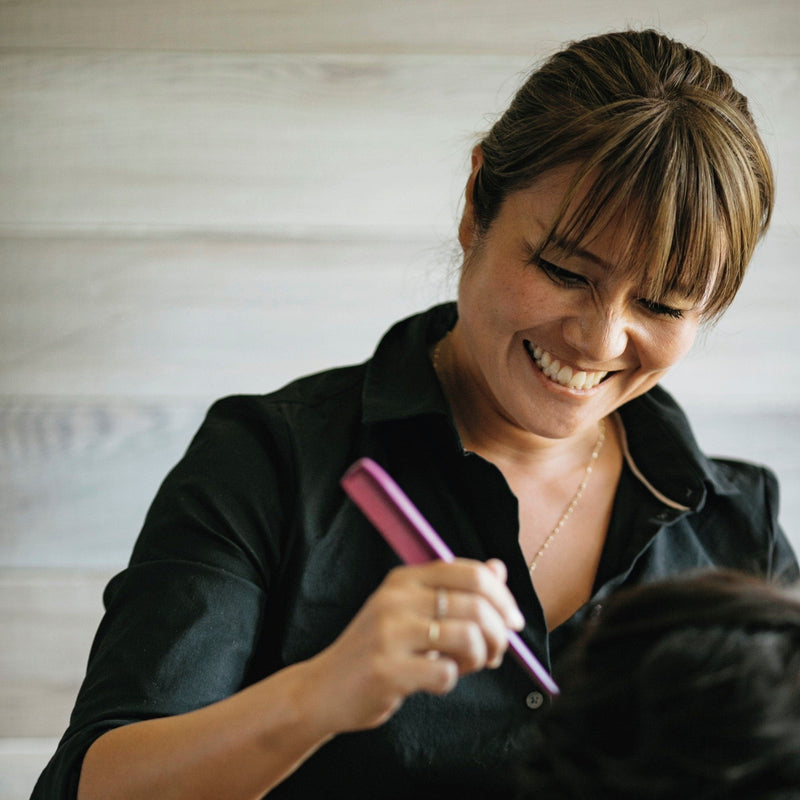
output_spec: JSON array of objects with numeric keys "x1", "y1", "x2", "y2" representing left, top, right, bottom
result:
[{"x1": 31, "y1": 395, "x2": 294, "y2": 799}]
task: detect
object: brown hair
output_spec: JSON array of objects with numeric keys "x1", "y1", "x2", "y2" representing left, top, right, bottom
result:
[
  {"x1": 516, "y1": 570, "x2": 800, "y2": 798},
  {"x1": 472, "y1": 30, "x2": 774, "y2": 320}
]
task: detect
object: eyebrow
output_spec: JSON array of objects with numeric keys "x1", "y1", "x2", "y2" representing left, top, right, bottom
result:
[
  {"x1": 530, "y1": 213, "x2": 616, "y2": 271},
  {"x1": 546, "y1": 234, "x2": 615, "y2": 271}
]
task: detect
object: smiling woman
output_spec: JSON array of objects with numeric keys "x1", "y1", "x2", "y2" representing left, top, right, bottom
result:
[
  {"x1": 453, "y1": 165, "x2": 703, "y2": 442},
  {"x1": 441, "y1": 157, "x2": 714, "y2": 626},
  {"x1": 32, "y1": 28, "x2": 799, "y2": 800}
]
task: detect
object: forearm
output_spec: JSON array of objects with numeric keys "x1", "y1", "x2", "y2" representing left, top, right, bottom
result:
[
  {"x1": 76, "y1": 559, "x2": 523, "y2": 799},
  {"x1": 77, "y1": 659, "x2": 334, "y2": 800}
]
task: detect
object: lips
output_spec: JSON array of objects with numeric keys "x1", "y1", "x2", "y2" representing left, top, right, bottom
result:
[{"x1": 523, "y1": 340, "x2": 609, "y2": 390}]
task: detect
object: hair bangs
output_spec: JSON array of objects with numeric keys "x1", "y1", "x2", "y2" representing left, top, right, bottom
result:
[
  {"x1": 537, "y1": 104, "x2": 735, "y2": 319},
  {"x1": 473, "y1": 30, "x2": 774, "y2": 319}
]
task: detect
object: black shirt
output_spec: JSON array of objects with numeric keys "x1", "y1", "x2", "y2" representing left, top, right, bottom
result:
[{"x1": 33, "y1": 303, "x2": 799, "y2": 799}]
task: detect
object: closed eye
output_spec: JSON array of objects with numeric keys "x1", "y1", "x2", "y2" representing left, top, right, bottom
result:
[
  {"x1": 536, "y1": 258, "x2": 588, "y2": 288},
  {"x1": 536, "y1": 253, "x2": 687, "y2": 319},
  {"x1": 637, "y1": 298, "x2": 685, "y2": 319}
]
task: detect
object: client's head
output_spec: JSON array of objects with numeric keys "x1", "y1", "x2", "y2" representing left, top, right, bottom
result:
[{"x1": 517, "y1": 570, "x2": 800, "y2": 799}]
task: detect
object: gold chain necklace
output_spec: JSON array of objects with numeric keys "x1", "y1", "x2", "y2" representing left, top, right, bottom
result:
[
  {"x1": 431, "y1": 332, "x2": 450, "y2": 375},
  {"x1": 528, "y1": 417, "x2": 606, "y2": 573},
  {"x1": 432, "y1": 333, "x2": 607, "y2": 574}
]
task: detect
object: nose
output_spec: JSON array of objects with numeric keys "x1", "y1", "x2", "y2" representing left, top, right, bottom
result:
[{"x1": 562, "y1": 303, "x2": 629, "y2": 363}]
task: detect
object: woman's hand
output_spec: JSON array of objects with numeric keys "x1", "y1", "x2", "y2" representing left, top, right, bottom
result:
[
  {"x1": 305, "y1": 558, "x2": 526, "y2": 733},
  {"x1": 78, "y1": 558, "x2": 526, "y2": 800}
]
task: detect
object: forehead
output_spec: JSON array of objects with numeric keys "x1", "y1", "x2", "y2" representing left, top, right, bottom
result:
[{"x1": 505, "y1": 167, "x2": 635, "y2": 268}]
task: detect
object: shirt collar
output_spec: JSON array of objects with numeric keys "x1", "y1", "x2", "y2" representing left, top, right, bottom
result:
[
  {"x1": 363, "y1": 303, "x2": 738, "y2": 511},
  {"x1": 617, "y1": 385, "x2": 741, "y2": 511},
  {"x1": 362, "y1": 303, "x2": 457, "y2": 424}
]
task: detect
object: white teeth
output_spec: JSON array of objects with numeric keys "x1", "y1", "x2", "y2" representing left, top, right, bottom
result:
[
  {"x1": 524, "y1": 341, "x2": 608, "y2": 390},
  {"x1": 569, "y1": 371, "x2": 587, "y2": 390},
  {"x1": 544, "y1": 360, "x2": 560, "y2": 379}
]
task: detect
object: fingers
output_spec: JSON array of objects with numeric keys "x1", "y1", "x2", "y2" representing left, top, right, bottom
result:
[
  {"x1": 391, "y1": 654, "x2": 459, "y2": 696},
  {"x1": 419, "y1": 590, "x2": 506, "y2": 669},
  {"x1": 390, "y1": 558, "x2": 525, "y2": 632},
  {"x1": 314, "y1": 558, "x2": 525, "y2": 733},
  {"x1": 382, "y1": 559, "x2": 526, "y2": 674},
  {"x1": 417, "y1": 615, "x2": 497, "y2": 672},
  {"x1": 485, "y1": 557, "x2": 508, "y2": 584}
]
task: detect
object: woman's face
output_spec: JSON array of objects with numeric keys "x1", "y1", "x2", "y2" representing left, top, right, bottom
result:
[{"x1": 455, "y1": 165, "x2": 702, "y2": 441}]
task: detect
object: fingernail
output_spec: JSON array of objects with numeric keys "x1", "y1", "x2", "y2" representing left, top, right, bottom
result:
[{"x1": 510, "y1": 609, "x2": 525, "y2": 630}]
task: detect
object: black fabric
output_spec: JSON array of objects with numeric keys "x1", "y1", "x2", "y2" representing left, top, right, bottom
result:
[{"x1": 32, "y1": 303, "x2": 799, "y2": 799}]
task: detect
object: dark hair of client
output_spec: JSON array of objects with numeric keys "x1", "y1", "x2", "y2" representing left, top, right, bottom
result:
[
  {"x1": 516, "y1": 569, "x2": 800, "y2": 799},
  {"x1": 472, "y1": 29, "x2": 774, "y2": 321}
]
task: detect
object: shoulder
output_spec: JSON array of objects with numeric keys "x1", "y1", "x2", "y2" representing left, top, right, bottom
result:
[
  {"x1": 699, "y1": 456, "x2": 780, "y2": 526},
  {"x1": 689, "y1": 457, "x2": 798, "y2": 583},
  {"x1": 211, "y1": 362, "x2": 366, "y2": 418},
  {"x1": 707, "y1": 456, "x2": 779, "y2": 497},
  {"x1": 200, "y1": 362, "x2": 367, "y2": 445},
  {"x1": 620, "y1": 388, "x2": 798, "y2": 581},
  {"x1": 150, "y1": 363, "x2": 368, "y2": 515},
  {"x1": 620, "y1": 386, "x2": 773, "y2": 506}
]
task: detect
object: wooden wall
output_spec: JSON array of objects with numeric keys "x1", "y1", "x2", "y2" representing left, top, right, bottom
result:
[{"x1": 2, "y1": 2, "x2": 799, "y2": 796}]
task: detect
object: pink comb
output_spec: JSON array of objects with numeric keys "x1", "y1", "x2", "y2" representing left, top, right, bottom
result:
[{"x1": 341, "y1": 457, "x2": 559, "y2": 697}]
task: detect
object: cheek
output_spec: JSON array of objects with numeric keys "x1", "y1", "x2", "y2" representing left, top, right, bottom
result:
[
  {"x1": 647, "y1": 322, "x2": 699, "y2": 370},
  {"x1": 459, "y1": 262, "x2": 527, "y2": 326},
  {"x1": 459, "y1": 255, "x2": 563, "y2": 338}
]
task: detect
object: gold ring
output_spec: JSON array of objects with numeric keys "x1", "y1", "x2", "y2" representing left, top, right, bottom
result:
[
  {"x1": 428, "y1": 619, "x2": 441, "y2": 647},
  {"x1": 435, "y1": 588, "x2": 448, "y2": 619}
]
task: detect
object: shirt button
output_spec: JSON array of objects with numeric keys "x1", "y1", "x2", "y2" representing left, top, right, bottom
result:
[{"x1": 525, "y1": 691, "x2": 544, "y2": 710}]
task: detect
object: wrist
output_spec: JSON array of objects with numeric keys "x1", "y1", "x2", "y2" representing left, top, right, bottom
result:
[{"x1": 250, "y1": 656, "x2": 340, "y2": 751}]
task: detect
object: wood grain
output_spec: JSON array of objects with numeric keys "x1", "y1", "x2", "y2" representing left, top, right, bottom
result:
[
  {"x1": 2, "y1": 399, "x2": 797, "y2": 571},
  {"x1": 0, "y1": 398, "x2": 207, "y2": 567},
  {"x1": 1, "y1": 0, "x2": 799, "y2": 56},
  {"x1": 2, "y1": 232, "x2": 798, "y2": 569},
  {"x1": 0, "y1": 569, "x2": 112, "y2": 736},
  {"x1": 0, "y1": 235, "x2": 452, "y2": 397},
  {"x1": 2, "y1": 4, "x2": 799, "y2": 798},
  {"x1": 1, "y1": 232, "x2": 797, "y2": 404},
  {"x1": 0, "y1": 738, "x2": 59, "y2": 800},
  {"x1": 0, "y1": 51, "x2": 513, "y2": 234},
  {"x1": 2, "y1": 53, "x2": 798, "y2": 234}
]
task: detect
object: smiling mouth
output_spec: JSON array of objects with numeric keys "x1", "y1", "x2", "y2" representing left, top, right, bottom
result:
[{"x1": 523, "y1": 340, "x2": 610, "y2": 390}]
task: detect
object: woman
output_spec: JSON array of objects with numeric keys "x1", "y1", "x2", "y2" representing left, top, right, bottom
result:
[
  {"x1": 516, "y1": 569, "x2": 800, "y2": 798},
  {"x1": 33, "y1": 29, "x2": 798, "y2": 800}
]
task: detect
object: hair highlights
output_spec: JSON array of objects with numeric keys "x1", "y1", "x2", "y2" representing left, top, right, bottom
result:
[{"x1": 472, "y1": 30, "x2": 774, "y2": 319}]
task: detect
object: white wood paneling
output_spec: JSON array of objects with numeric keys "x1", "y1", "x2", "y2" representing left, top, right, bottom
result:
[
  {"x1": 2, "y1": 232, "x2": 797, "y2": 405},
  {"x1": 0, "y1": 566, "x2": 110, "y2": 798},
  {"x1": 0, "y1": 235, "x2": 452, "y2": 397},
  {"x1": 0, "y1": 397, "x2": 207, "y2": 567},
  {"x1": 2, "y1": 52, "x2": 798, "y2": 234},
  {"x1": 1, "y1": 0, "x2": 799, "y2": 56},
  {"x1": 0, "y1": 569, "x2": 111, "y2": 736},
  {"x1": 2, "y1": 3, "x2": 799, "y2": 796},
  {"x1": 0, "y1": 739, "x2": 58, "y2": 800},
  {"x1": 2, "y1": 399, "x2": 798, "y2": 570},
  {"x1": 0, "y1": 51, "x2": 511, "y2": 235},
  {"x1": 662, "y1": 230, "x2": 800, "y2": 411}
]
